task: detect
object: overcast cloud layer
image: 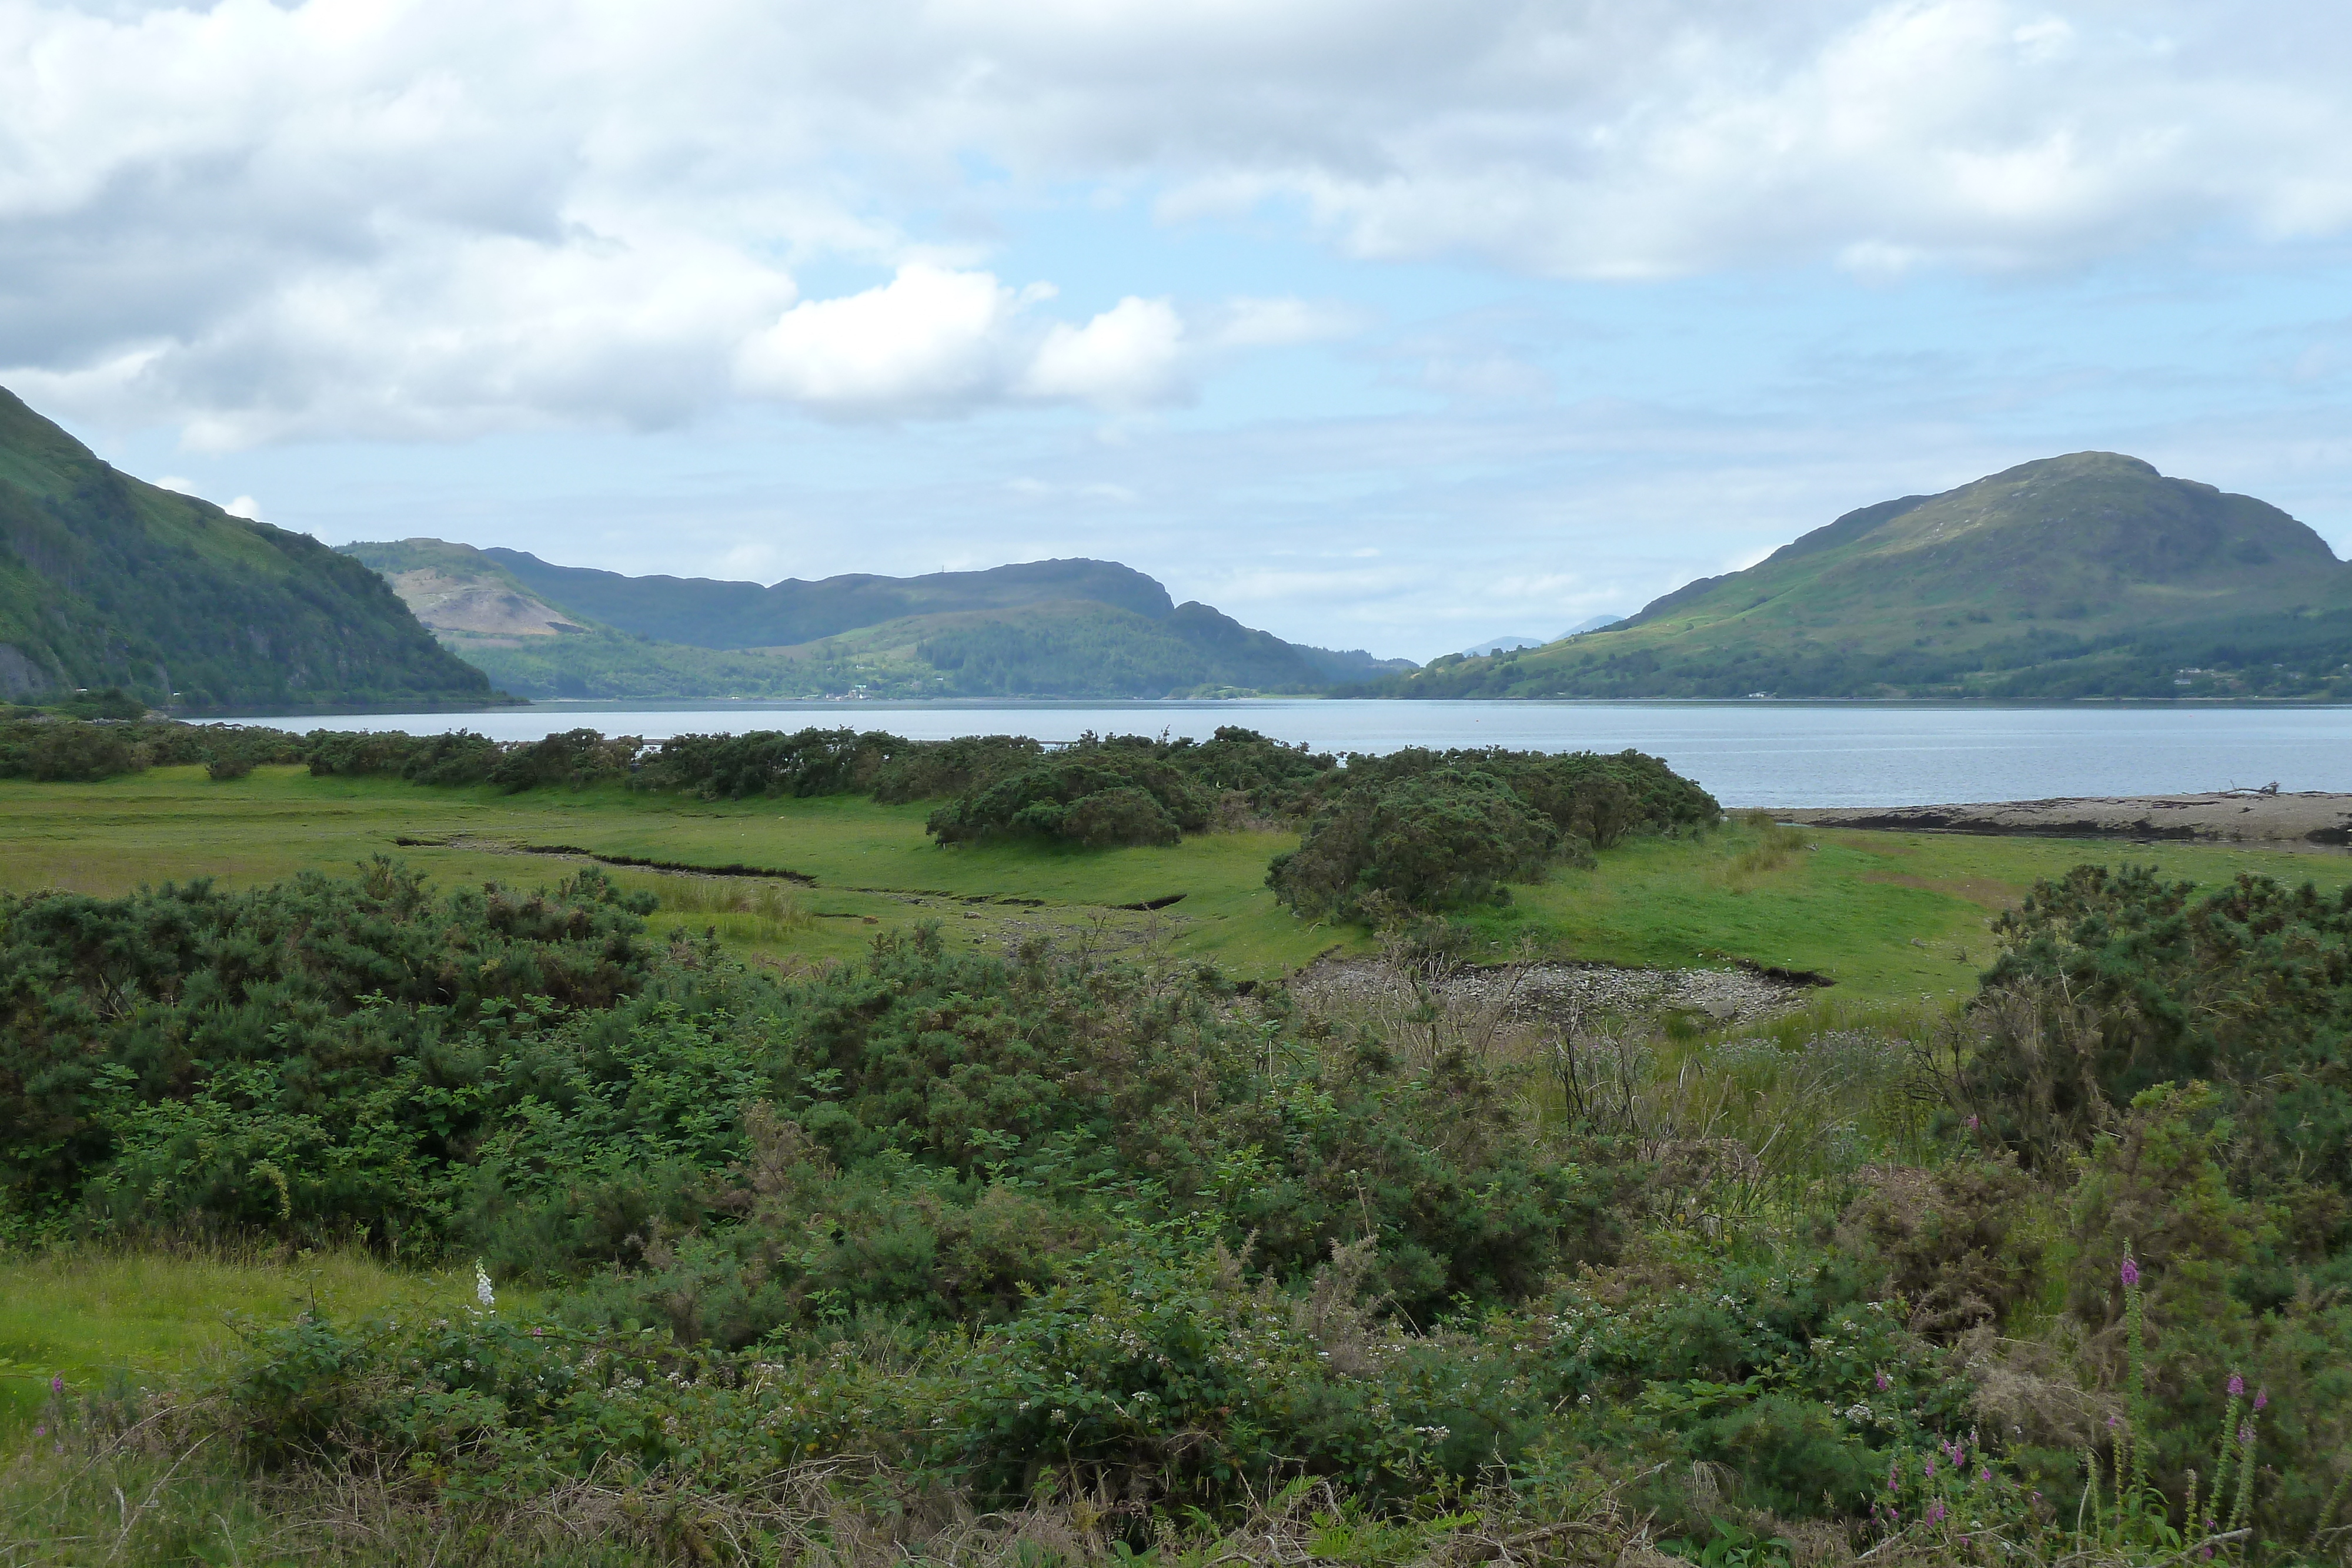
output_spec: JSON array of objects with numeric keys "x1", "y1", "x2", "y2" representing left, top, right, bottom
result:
[{"x1": 6, "y1": 0, "x2": 2352, "y2": 655}]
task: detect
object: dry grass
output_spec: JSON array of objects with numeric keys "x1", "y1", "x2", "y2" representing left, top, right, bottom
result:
[{"x1": 0, "y1": 1409, "x2": 1654, "y2": 1568}]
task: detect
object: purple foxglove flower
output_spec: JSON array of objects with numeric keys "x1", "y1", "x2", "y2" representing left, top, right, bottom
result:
[
  {"x1": 2120, "y1": 1257, "x2": 2140, "y2": 1288},
  {"x1": 49, "y1": 1375, "x2": 62, "y2": 1394},
  {"x1": 2229, "y1": 1373, "x2": 2245, "y2": 1398},
  {"x1": 1876, "y1": 1370, "x2": 1892, "y2": 1390},
  {"x1": 2254, "y1": 1388, "x2": 2268, "y2": 1411},
  {"x1": 1925, "y1": 1456, "x2": 1936, "y2": 1478}
]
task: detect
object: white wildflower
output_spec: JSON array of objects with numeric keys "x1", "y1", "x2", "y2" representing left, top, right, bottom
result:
[{"x1": 475, "y1": 1261, "x2": 496, "y2": 1310}]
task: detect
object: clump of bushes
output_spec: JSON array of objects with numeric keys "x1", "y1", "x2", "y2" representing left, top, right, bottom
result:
[
  {"x1": 0, "y1": 713, "x2": 302, "y2": 781},
  {"x1": 1267, "y1": 768, "x2": 1559, "y2": 917},
  {"x1": 926, "y1": 752, "x2": 1212, "y2": 847},
  {"x1": 1268, "y1": 748, "x2": 1719, "y2": 918}
]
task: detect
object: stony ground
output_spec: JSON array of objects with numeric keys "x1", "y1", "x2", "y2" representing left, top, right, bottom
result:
[
  {"x1": 1288, "y1": 954, "x2": 1813, "y2": 1029},
  {"x1": 1776, "y1": 789, "x2": 2352, "y2": 850}
]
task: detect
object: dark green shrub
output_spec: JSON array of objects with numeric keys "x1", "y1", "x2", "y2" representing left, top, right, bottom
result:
[
  {"x1": 926, "y1": 753, "x2": 1210, "y2": 847},
  {"x1": 637, "y1": 727, "x2": 901, "y2": 799},
  {"x1": 302, "y1": 727, "x2": 505, "y2": 785},
  {"x1": 1055, "y1": 784, "x2": 1181, "y2": 847},
  {"x1": 0, "y1": 860, "x2": 661, "y2": 1239},
  {"x1": 1268, "y1": 768, "x2": 1558, "y2": 917},
  {"x1": 1975, "y1": 865, "x2": 2352, "y2": 1194},
  {"x1": 485, "y1": 727, "x2": 642, "y2": 791},
  {"x1": 0, "y1": 717, "x2": 139, "y2": 780},
  {"x1": 1309, "y1": 747, "x2": 1718, "y2": 848},
  {"x1": 868, "y1": 734, "x2": 1043, "y2": 802}
]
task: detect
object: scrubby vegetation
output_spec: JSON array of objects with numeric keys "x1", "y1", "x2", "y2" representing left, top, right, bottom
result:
[
  {"x1": 1269, "y1": 749, "x2": 1720, "y2": 918},
  {"x1": 0, "y1": 717, "x2": 1715, "y2": 905},
  {"x1": 5, "y1": 844, "x2": 2352, "y2": 1564}
]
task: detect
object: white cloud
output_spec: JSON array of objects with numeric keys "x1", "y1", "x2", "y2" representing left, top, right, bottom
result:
[
  {"x1": 737, "y1": 265, "x2": 1023, "y2": 416},
  {"x1": 3, "y1": 0, "x2": 2351, "y2": 440},
  {"x1": 1020, "y1": 297, "x2": 1187, "y2": 406},
  {"x1": 222, "y1": 494, "x2": 260, "y2": 519},
  {"x1": 734, "y1": 269, "x2": 1207, "y2": 419}
]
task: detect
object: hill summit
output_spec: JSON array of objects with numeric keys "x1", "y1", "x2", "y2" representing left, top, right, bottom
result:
[{"x1": 1377, "y1": 452, "x2": 2352, "y2": 700}]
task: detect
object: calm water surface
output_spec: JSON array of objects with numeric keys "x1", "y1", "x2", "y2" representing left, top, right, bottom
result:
[{"x1": 291, "y1": 700, "x2": 2352, "y2": 809}]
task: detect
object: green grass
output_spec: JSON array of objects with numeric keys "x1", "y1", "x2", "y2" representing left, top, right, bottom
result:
[
  {"x1": 1445, "y1": 821, "x2": 2352, "y2": 996},
  {"x1": 0, "y1": 1249, "x2": 505, "y2": 1439},
  {"x1": 2, "y1": 766, "x2": 2347, "y2": 995},
  {"x1": 0, "y1": 765, "x2": 1359, "y2": 977}
]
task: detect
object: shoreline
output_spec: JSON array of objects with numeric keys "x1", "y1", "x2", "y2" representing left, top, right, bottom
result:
[{"x1": 1777, "y1": 790, "x2": 2352, "y2": 851}]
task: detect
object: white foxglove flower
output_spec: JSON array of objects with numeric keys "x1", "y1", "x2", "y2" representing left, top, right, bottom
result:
[{"x1": 475, "y1": 1262, "x2": 496, "y2": 1311}]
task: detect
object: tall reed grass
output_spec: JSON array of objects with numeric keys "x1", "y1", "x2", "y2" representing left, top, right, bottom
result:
[{"x1": 627, "y1": 873, "x2": 809, "y2": 944}]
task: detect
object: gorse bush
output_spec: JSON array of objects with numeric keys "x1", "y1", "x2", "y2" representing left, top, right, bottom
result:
[
  {"x1": 926, "y1": 753, "x2": 1210, "y2": 847},
  {"x1": 0, "y1": 861, "x2": 660, "y2": 1241},
  {"x1": 1972, "y1": 865, "x2": 2352, "y2": 1205},
  {"x1": 0, "y1": 713, "x2": 299, "y2": 781},
  {"x1": 0, "y1": 864, "x2": 1623, "y2": 1318},
  {"x1": 1269, "y1": 748, "x2": 1719, "y2": 918},
  {"x1": 1268, "y1": 768, "x2": 1560, "y2": 917}
]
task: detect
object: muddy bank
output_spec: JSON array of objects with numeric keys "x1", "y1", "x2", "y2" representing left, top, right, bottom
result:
[
  {"x1": 1289, "y1": 955, "x2": 1815, "y2": 1029},
  {"x1": 1776, "y1": 790, "x2": 2352, "y2": 850}
]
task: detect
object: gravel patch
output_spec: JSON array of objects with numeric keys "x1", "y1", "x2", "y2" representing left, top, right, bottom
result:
[{"x1": 1289, "y1": 955, "x2": 1815, "y2": 1028}]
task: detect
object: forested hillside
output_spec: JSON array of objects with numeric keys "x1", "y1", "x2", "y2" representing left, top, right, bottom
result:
[{"x1": 0, "y1": 389, "x2": 497, "y2": 710}]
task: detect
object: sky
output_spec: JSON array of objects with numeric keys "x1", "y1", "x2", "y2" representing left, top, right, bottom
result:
[{"x1": 6, "y1": 1, "x2": 2352, "y2": 661}]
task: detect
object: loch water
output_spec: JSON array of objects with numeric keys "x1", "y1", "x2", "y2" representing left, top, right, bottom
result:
[{"x1": 285, "y1": 699, "x2": 2352, "y2": 810}]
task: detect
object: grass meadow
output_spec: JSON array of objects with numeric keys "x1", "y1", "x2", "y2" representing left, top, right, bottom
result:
[{"x1": 3, "y1": 764, "x2": 2342, "y2": 994}]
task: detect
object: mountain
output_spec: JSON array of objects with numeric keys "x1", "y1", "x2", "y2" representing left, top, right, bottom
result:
[
  {"x1": 1559, "y1": 614, "x2": 1625, "y2": 637},
  {"x1": 485, "y1": 551, "x2": 1177, "y2": 650},
  {"x1": 1461, "y1": 635, "x2": 1546, "y2": 657},
  {"x1": 1364, "y1": 453, "x2": 2352, "y2": 700},
  {"x1": 0, "y1": 389, "x2": 497, "y2": 711},
  {"x1": 340, "y1": 539, "x2": 1411, "y2": 700}
]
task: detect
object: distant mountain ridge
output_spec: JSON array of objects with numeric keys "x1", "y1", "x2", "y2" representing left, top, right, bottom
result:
[
  {"x1": 0, "y1": 388, "x2": 496, "y2": 710},
  {"x1": 342, "y1": 539, "x2": 1416, "y2": 700},
  {"x1": 486, "y1": 552, "x2": 1177, "y2": 650},
  {"x1": 1368, "y1": 452, "x2": 2352, "y2": 700}
]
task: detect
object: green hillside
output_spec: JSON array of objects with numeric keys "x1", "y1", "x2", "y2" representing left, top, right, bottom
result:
[
  {"x1": 486, "y1": 549, "x2": 1178, "y2": 648},
  {"x1": 343, "y1": 537, "x2": 1405, "y2": 699},
  {"x1": 0, "y1": 389, "x2": 498, "y2": 711},
  {"x1": 1374, "y1": 452, "x2": 2352, "y2": 699}
]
